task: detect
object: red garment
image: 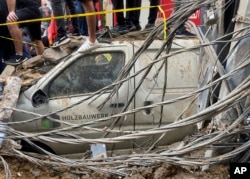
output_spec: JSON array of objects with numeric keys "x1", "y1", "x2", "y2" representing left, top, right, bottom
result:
[{"x1": 47, "y1": 13, "x2": 57, "y2": 45}]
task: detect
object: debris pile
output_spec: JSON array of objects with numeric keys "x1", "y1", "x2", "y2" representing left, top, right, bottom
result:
[{"x1": 0, "y1": 0, "x2": 249, "y2": 177}]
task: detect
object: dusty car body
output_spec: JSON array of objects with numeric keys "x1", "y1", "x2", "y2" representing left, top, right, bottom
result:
[{"x1": 8, "y1": 38, "x2": 200, "y2": 155}]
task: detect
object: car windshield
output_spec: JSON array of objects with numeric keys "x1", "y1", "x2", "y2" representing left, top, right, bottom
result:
[{"x1": 46, "y1": 51, "x2": 125, "y2": 98}]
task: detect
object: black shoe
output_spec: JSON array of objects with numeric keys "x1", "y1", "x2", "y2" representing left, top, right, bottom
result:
[
  {"x1": 5, "y1": 54, "x2": 28, "y2": 66},
  {"x1": 144, "y1": 23, "x2": 155, "y2": 30},
  {"x1": 135, "y1": 24, "x2": 142, "y2": 31},
  {"x1": 111, "y1": 25, "x2": 129, "y2": 35},
  {"x1": 51, "y1": 36, "x2": 70, "y2": 48},
  {"x1": 175, "y1": 29, "x2": 196, "y2": 38},
  {"x1": 127, "y1": 22, "x2": 136, "y2": 31},
  {"x1": 129, "y1": 25, "x2": 136, "y2": 31}
]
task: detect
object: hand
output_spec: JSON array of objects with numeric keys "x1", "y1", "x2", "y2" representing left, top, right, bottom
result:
[{"x1": 7, "y1": 12, "x2": 18, "y2": 22}]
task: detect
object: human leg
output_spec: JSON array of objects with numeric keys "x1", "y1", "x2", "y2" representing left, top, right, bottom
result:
[
  {"x1": 112, "y1": 0, "x2": 126, "y2": 25},
  {"x1": 7, "y1": 24, "x2": 23, "y2": 55},
  {"x1": 126, "y1": 0, "x2": 141, "y2": 31},
  {"x1": 6, "y1": 7, "x2": 44, "y2": 65},
  {"x1": 134, "y1": 0, "x2": 142, "y2": 30},
  {"x1": 50, "y1": 0, "x2": 71, "y2": 47},
  {"x1": 33, "y1": 40, "x2": 45, "y2": 55},
  {"x1": 81, "y1": 0, "x2": 96, "y2": 43},
  {"x1": 125, "y1": 0, "x2": 135, "y2": 30},
  {"x1": 5, "y1": 26, "x2": 29, "y2": 65},
  {"x1": 110, "y1": 0, "x2": 128, "y2": 35},
  {"x1": 0, "y1": 0, "x2": 14, "y2": 68},
  {"x1": 16, "y1": 7, "x2": 44, "y2": 55},
  {"x1": 27, "y1": 24, "x2": 44, "y2": 55},
  {"x1": 77, "y1": 0, "x2": 99, "y2": 53},
  {"x1": 145, "y1": 0, "x2": 160, "y2": 29},
  {"x1": 65, "y1": 0, "x2": 80, "y2": 35},
  {"x1": 75, "y1": 0, "x2": 88, "y2": 35},
  {"x1": 50, "y1": 0, "x2": 67, "y2": 38}
]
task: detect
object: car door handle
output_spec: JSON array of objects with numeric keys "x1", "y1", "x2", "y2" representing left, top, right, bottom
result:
[
  {"x1": 110, "y1": 103, "x2": 125, "y2": 108},
  {"x1": 144, "y1": 101, "x2": 153, "y2": 114}
]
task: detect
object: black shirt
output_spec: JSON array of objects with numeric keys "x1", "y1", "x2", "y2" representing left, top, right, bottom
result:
[{"x1": 16, "y1": 0, "x2": 39, "y2": 9}]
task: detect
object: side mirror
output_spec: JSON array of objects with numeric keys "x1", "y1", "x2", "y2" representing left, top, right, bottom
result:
[{"x1": 31, "y1": 90, "x2": 48, "y2": 108}]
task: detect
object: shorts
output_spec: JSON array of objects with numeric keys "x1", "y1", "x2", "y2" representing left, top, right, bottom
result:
[
  {"x1": 0, "y1": 0, "x2": 15, "y2": 59},
  {"x1": 16, "y1": 7, "x2": 42, "y2": 41}
]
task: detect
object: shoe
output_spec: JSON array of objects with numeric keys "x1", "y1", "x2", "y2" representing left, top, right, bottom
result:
[
  {"x1": 128, "y1": 25, "x2": 136, "y2": 31},
  {"x1": 110, "y1": 25, "x2": 129, "y2": 35},
  {"x1": 127, "y1": 22, "x2": 136, "y2": 32},
  {"x1": 175, "y1": 29, "x2": 196, "y2": 38},
  {"x1": 51, "y1": 36, "x2": 70, "y2": 48},
  {"x1": 4, "y1": 54, "x2": 28, "y2": 66},
  {"x1": 135, "y1": 24, "x2": 142, "y2": 31},
  {"x1": 77, "y1": 39, "x2": 99, "y2": 53},
  {"x1": 144, "y1": 23, "x2": 155, "y2": 30}
]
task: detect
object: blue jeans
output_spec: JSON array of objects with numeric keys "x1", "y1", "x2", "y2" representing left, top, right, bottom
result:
[{"x1": 75, "y1": 0, "x2": 88, "y2": 35}]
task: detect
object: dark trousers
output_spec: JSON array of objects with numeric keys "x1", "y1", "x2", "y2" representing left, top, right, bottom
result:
[
  {"x1": 51, "y1": 0, "x2": 79, "y2": 38},
  {"x1": 148, "y1": 0, "x2": 160, "y2": 24},
  {"x1": 126, "y1": 0, "x2": 141, "y2": 26},
  {"x1": 0, "y1": 0, "x2": 15, "y2": 64},
  {"x1": 111, "y1": 0, "x2": 126, "y2": 25},
  {"x1": 112, "y1": 0, "x2": 142, "y2": 26}
]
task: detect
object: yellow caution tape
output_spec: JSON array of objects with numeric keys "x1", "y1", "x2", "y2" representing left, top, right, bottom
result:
[
  {"x1": 158, "y1": 5, "x2": 167, "y2": 41},
  {"x1": 0, "y1": 5, "x2": 164, "y2": 26},
  {"x1": 0, "y1": 5, "x2": 167, "y2": 43}
]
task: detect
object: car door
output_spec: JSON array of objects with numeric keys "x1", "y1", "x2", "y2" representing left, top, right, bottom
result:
[
  {"x1": 133, "y1": 39, "x2": 200, "y2": 147},
  {"x1": 34, "y1": 45, "x2": 134, "y2": 141}
]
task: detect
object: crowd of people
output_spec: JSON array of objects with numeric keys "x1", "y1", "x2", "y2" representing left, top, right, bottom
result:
[{"x1": 0, "y1": 0, "x2": 196, "y2": 70}]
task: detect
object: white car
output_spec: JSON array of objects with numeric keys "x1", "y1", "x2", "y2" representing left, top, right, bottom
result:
[{"x1": 9, "y1": 39, "x2": 200, "y2": 155}]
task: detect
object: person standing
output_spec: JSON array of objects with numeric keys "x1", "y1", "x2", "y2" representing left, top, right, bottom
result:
[
  {"x1": 110, "y1": 0, "x2": 129, "y2": 35},
  {"x1": 0, "y1": 0, "x2": 15, "y2": 71},
  {"x1": 126, "y1": 0, "x2": 142, "y2": 31},
  {"x1": 4, "y1": 0, "x2": 44, "y2": 65},
  {"x1": 50, "y1": 0, "x2": 80, "y2": 47},
  {"x1": 77, "y1": 0, "x2": 99, "y2": 52},
  {"x1": 75, "y1": 0, "x2": 88, "y2": 36},
  {"x1": 144, "y1": 0, "x2": 160, "y2": 30},
  {"x1": 22, "y1": 29, "x2": 33, "y2": 59},
  {"x1": 111, "y1": 0, "x2": 142, "y2": 34}
]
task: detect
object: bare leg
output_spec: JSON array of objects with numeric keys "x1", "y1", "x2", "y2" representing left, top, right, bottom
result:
[
  {"x1": 81, "y1": 0, "x2": 96, "y2": 43},
  {"x1": 77, "y1": 0, "x2": 99, "y2": 53},
  {"x1": 33, "y1": 40, "x2": 44, "y2": 55},
  {"x1": 7, "y1": 24, "x2": 23, "y2": 55}
]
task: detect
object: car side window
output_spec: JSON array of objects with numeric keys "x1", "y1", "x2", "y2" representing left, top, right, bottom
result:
[{"x1": 46, "y1": 52, "x2": 125, "y2": 98}]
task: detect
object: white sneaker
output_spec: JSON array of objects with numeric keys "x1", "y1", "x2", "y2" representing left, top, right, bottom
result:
[{"x1": 77, "y1": 39, "x2": 99, "y2": 53}]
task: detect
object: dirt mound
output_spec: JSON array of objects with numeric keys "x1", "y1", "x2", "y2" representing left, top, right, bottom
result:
[{"x1": 0, "y1": 156, "x2": 229, "y2": 179}]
